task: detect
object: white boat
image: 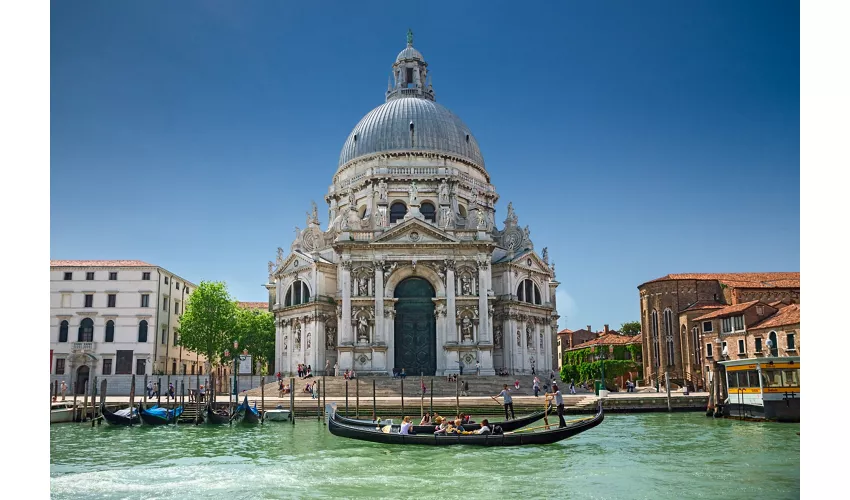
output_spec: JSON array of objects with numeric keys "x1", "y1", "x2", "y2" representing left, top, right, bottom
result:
[
  {"x1": 263, "y1": 408, "x2": 292, "y2": 422},
  {"x1": 51, "y1": 401, "x2": 76, "y2": 424}
]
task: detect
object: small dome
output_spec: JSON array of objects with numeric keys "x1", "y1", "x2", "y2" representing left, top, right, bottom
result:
[
  {"x1": 339, "y1": 97, "x2": 485, "y2": 169},
  {"x1": 397, "y1": 46, "x2": 423, "y2": 61}
]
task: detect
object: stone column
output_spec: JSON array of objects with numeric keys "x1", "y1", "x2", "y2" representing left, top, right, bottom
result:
[
  {"x1": 275, "y1": 319, "x2": 282, "y2": 376},
  {"x1": 341, "y1": 262, "x2": 352, "y2": 343},
  {"x1": 374, "y1": 266, "x2": 384, "y2": 343},
  {"x1": 445, "y1": 262, "x2": 457, "y2": 342},
  {"x1": 276, "y1": 278, "x2": 282, "y2": 306},
  {"x1": 477, "y1": 262, "x2": 489, "y2": 342}
]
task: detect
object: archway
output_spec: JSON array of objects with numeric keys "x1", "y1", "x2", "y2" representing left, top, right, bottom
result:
[
  {"x1": 393, "y1": 277, "x2": 436, "y2": 376},
  {"x1": 768, "y1": 331, "x2": 779, "y2": 357},
  {"x1": 75, "y1": 365, "x2": 90, "y2": 395}
]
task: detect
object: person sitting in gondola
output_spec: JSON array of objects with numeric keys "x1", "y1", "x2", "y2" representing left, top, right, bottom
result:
[
  {"x1": 420, "y1": 412, "x2": 431, "y2": 425},
  {"x1": 433, "y1": 417, "x2": 448, "y2": 434},
  {"x1": 450, "y1": 419, "x2": 466, "y2": 433},
  {"x1": 475, "y1": 419, "x2": 491, "y2": 435},
  {"x1": 400, "y1": 416, "x2": 414, "y2": 435}
]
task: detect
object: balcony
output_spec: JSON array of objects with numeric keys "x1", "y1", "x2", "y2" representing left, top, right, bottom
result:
[{"x1": 72, "y1": 342, "x2": 94, "y2": 353}]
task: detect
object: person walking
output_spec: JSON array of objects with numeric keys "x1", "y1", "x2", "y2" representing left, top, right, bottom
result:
[
  {"x1": 533, "y1": 378, "x2": 540, "y2": 397},
  {"x1": 475, "y1": 361, "x2": 480, "y2": 376},
  {"x1": 167, "y1": 382, "x2": 175, "y2": 401},
  {"x1": 146, "y1": 380, "x2": 154, "y2": 399},
  {"x1": 546, "y1": 383, "x2": 567, "y2": 428},
  {"x1": 569, "y1": 379, "x2": 576, "y2": 394},
  {"x1": 421, "y1": 379, "x2": 427, "y2": 397},
  {"x1": 493, "y1": 384, "x2": 515, "y2": 420},
  {"x1": 460, "y1": 380, "x2": 469, "y2": 397}
]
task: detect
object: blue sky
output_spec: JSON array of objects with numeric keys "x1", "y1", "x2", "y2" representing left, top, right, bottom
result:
[{"x1": 50, "y1": 0, "x2": 800, "y2": 331}]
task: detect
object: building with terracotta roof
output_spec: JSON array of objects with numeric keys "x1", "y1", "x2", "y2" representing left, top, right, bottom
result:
[
  {"x1": 50, "y1": 260, "x2": 208, "y2": 394},
  {"x1": 563, "y1": 332, "x2": 642, "y2": 389},
  {"x1": 556, "y1": 325, "x2": 622, "y2": 370},
  {"x1": 637, "y1": 272, "x2": 799, "y2": 391}
]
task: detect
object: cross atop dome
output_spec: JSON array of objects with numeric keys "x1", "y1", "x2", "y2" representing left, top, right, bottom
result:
[{"x1": 387, "y1": 30, "x2": 435, "y2": 102}]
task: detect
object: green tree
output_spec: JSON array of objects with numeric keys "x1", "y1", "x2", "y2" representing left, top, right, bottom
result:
[
  {"x1": 234, "y1": 305, "x2": 276, "y2": 373},
  {"x1": 177, "y1": 281, "x2": 237, "y2": 367},
  {"x1": 620, "y1": 321, "x2": 641, "y2": 335}
]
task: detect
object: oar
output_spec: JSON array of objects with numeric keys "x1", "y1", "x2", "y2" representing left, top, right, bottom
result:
[
  {"x1": 504, "y1": 417, "x2": 593, "y2": 435},
  {"x1": 542, "y1": 395, "x2": 553, "y2": 430}
]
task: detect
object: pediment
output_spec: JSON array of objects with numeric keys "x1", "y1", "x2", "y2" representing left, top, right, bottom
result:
[
  {"x1": 277, "y1": 251, "x2": 315, "y2": 276},
  {"x1": 372, "y1": 218, "x2": 459, "y2": 245},
  {"x1": 511, "y1": 250, "x2": 551, "y2": 275}
]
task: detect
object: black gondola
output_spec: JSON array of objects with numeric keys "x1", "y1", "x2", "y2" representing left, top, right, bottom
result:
[
  {"x1": 138, "y1": 402, "x2": 183, "y2": 426},
  {"x1": 327, "y1": 404, "x2": 603, "y2": 446},
  {"x1": 334, "y1": 404, "x2": 553, "y2": 434},
  {"x1": 231, "y1": 396, "x2": 261, "y2": 424},
  {"x1": 204, "y1": 405, "x2": 231, "y2": 425},
  {"x1": 100, "y1": 403, "x2": 140, "y2": 426}
]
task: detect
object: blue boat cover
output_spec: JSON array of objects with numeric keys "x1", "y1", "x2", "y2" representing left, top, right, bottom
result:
[
  {"x1": 142, "y1": 405, "x2": 183, "y2": 419},
  {"x1": 236, "y1": 397, "x2": 259, "y2": 416}
]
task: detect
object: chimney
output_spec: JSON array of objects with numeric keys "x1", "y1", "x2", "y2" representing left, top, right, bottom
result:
[
  {"x1": 603, "y1": 324, "x2": 609, "y2": 335},
  {"x1": 586, "y1": 325, "x2": 591, "y2": 334}
]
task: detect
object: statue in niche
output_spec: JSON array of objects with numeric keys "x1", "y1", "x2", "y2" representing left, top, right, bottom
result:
[
  {"x1": 526, "y1": 325, "x2": 533, "y2": 347},
  {"x1": 294, "y1": 323, "x2": 302, "y2": 349},
  {"x1": 283, "y1": 335, "x2": 288, "y2": 352},
  {"x1": 476, "y1": 208, "x2": 486, "y2": 230},
  {"x1": 357, "y1": 316, "x2": 369, "y2": 343},
  {"x1": 325, "y1": 327, "x2": 336, "y2": 349},
  {"x1": 408, "y1": 182, "x2": 418, "y2": 204},
  {"x1": 347, "y1": 188, "x2": 356, "y2": 208},
  {"x1": 494, "y1": 326, "x2": 502, "y2": 348},
  {"x1": 461, "y1": 316, "x2": 473, "y2": 342},
  {"x1": 461, "y1": 275, "x2": 472, "y2": 295},
  {"x1": 377, "y1": 180, "x2": 388, "y2": 201},
  {"x1": 516, "y1": 330, "x2": 521, "y2": 347},
  {"x1": 378, "y1": 207, "x2": 387, "y2": 227},
  {"x1": 358, "y1": 277, "x2": 369, "y2": 296},
  {"x1": 438, "y1": 180, "x2": 449, "y2": 203},
  {"x1": 306, "y1": 332, "x2": 312, "y2": 350},
  {"x1": 441, "y1": 207, "x2": 452, "y2": 229},
  {"x1": 505, "y1": 233, "x2": 518, "y2": 250}
]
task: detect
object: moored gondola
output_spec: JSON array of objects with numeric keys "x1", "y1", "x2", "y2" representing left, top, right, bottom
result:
[
  {"x1": 334, "y1": 404, "x2": 552, "y2": 434},
  {"x1": 231, "y1": 396, "x2": 261, "y2": 424},
  {"x1": 327, "y1": 403, "x2": 603, "y2": 446},
  {"x1": 204, "y1": 405, "x2": 231, "y2": 425},
  {"x1": 138, "y1": 402, "x2": 183, "y2": 426},
  {"x1": 101, "y1": 403, "x2": 140, "y2": 426}
]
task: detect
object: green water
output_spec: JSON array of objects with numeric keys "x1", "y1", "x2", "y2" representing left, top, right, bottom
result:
[{"x1": 50, "y1": 413, "x2": 799, "y2": 499}]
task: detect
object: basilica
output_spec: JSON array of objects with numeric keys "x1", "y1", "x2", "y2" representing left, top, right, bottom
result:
[{"x1": 268, "y1": 32, "x2": 559, "y2": 377}]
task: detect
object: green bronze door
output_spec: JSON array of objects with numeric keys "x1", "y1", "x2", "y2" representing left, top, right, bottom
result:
[{"x1": 394, "y1": 277, "x2": 436, "y2": 376}]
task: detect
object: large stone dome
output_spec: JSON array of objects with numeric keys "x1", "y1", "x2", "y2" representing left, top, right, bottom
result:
[{"x1": 338, "y1": 97, "x2": 485, "y2": 169}]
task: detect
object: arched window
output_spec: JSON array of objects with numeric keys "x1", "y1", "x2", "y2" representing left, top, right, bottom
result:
[
  {"x1": 458, "y1": 205, "x2": 468, "y2": 218},
  {"x1": 516, "y1": 279, "x2": 541, "y2": 305},
  {"x1": 390, "y1": 202, "x2": 407, "y2": 223},
  {"x1": 78, "y1": 318, "x2": 94, "y2": 342},
  {"x1": 650, "y1": 310, "x2": 660, "y2": 367},
  {"x1": 58, "y1": 320, "x2": 69, "y2": 342},
  {"x1": 420, "y1": 202, "x2": 436, "y2": 223},
  {"x1": 358, "y1": 205, "x2": 368, "y2": 220},
  {"x1": 138, "y1": 320, "x2": 148, "y2": 343},
  {"x1": 105, "y1": 320, "x2": 115, "y2": 342},
  {"x1": 663, "y1": 309, "x2": 675, "y2": 366},
  {"x1": 284, "y1": 280, "x2": 311, "y2": 307},
  {"x1": 768, "y1": 331, "x2": 778, "y2": 356}
]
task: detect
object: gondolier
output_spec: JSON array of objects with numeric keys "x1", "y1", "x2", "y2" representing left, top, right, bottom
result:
[
  {"x1": 495, "y1": 384, "x2": 515, "y2": 420},
  {"x1": 546, "y1": 382, "x2": 567, "y2": 428}
]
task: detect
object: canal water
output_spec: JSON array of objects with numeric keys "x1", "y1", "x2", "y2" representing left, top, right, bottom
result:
[{"x1": 50, "y1": 413, "x2": 799, "y2": 499}]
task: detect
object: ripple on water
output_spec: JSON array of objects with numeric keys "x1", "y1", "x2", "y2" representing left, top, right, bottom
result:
[{"x1": 50, "y1": 414, "x2": 799, "y2": 500}]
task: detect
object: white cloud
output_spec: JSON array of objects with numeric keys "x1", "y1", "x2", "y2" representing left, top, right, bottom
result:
[{"x1": 555, "y1": 289, "x2": 578, "y2": 329}]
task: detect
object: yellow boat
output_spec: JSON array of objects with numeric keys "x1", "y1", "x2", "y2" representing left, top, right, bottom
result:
[{"x1": 719, "y1": 356, "x2": 799, "y2": 422}]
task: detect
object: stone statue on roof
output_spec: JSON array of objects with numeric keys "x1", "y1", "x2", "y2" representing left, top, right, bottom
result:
[{"x1": 407, "y1": 29, "x2": 414, "y2": 45}]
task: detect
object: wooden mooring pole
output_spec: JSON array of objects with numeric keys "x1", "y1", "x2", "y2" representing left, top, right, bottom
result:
[
  {"x1": 345, "y1": 380, "x2": 349, "y2": 416},
  {"x1": 372, "y1": 380, "x2": 376, "y2": 421},
  {"x1": 129, "y1": 374, "x2": 136, "y2": 423},
  {"x1": 82, "y1": 380, "x2": 89, "y2": 422},
  {"x1": 72, "y1": 383, "x2": 78, "y2": 422},
  {"x1": 143, "y1": 374, "x2": 148, "y2": 405},
  {"x1": 323, "y1": 374, "x2": 327, "y2": 424},
  {"x1": 429, "y1": 378, "x2": 433, "y2": 417},
  {"x1": 53, "y1": 380, "x2": 58, "y2": 404},
  {"x1": 261, "y1": 376, "x2": 265, "y2": 424},
  {"x1": 290, "y1": 377, "x2": 295, "y2": 425},
  {"x1": 355, "y1": 378, "x2": 360, "y2": 419},
  {"x1": 420, "y1": 372, "x2": 424, "y2": 417},
  {"x1": 317, "y1": 381, "x2": 322, "y2": 421},
  {"x1": 401, "y1": 378, "x2": 404, "y2": 416},
  {"x1": 456, "y1": 373, "x2": 460, "y2": 417},
  {"x1": 157, "y1": 377, "x2": 162, "y2": 407},
  {"x1": 97, "y1": 379, "x2": 107, "y2": 426},
  {"x1": 90, "y1": 376, "x2": 98, "y2": 426},
  {"x1": 665, "y1": 371, "x2": 672, "y2": 412}
]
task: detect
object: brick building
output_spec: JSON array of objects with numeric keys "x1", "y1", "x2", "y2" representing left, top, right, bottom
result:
[
  {"x1": 565, "y1": 332, "x2": 642, "y2": 389},
  {"x1": 637, "y1": 273, "x2": 799, "y2": 391},
  {"x1": 556, "y1": 324, "x2": 617, "y2": 370}
]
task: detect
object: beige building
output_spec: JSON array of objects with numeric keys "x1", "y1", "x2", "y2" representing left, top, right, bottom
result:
[{"x1": 637, "y1": 272, "x2": 799, "y2": 391}]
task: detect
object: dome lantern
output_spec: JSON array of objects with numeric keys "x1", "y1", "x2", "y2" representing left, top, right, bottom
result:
[{"x1": 387, "y1": 30, "x2": 434, "y2": 103}]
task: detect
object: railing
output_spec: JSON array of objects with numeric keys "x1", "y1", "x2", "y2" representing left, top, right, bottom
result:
[
  {"x1": 350, "y1": 231, "x2": 374, "y2": 241},
  {"x1": 72, "y1": 342, "x2": 94, "y2": 353}
]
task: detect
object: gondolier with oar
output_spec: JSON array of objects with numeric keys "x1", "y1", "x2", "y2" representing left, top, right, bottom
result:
[
  {"x1": 545, "y1": 382, "x2": 567, "y2": 428},
  {"x1": 493, "y1": 384, "x2": 515, "y2": 420}
]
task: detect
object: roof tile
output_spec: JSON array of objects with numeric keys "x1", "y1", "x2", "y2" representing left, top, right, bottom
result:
[{"x1": 51, "y1": 260, "x2": 154, "y2": 267}]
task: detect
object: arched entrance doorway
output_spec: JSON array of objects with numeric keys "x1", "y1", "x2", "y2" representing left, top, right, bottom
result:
[
  {"x1": 394, "y1": 277, "x2": 436, "y2": 376},
  {"x1": 75, "y1": 365, "x2": 90, "y2": 394}
]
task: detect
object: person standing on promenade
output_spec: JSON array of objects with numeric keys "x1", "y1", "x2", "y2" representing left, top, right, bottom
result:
[
  {"x1": 60, "y1": 380, "x2": 68, "y2": 401},
  {"x1": 325, "y1": 359, "x2": 331, "y2": 375},
  {"x1": 493, "y1": 384, "x2": 515, "y2": 420},
  {"x1": 334, "y1": 361, "x2": 339, "y2": 377},
  {"x1": 546, "y1": 383, "x2": 567, "y2": 428},
  {"x1": 569, "y1": 379, "x2": 576, "y2": 394},
  {"x1": 146, "y1": 380, "x2": 154, "y2": 399},
  {"x1": 476, "y1": 361, "x2": 480, "y2": 376},
  {"x1": 533, "y1": 378, "x2": 540, "y2": 397}
]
